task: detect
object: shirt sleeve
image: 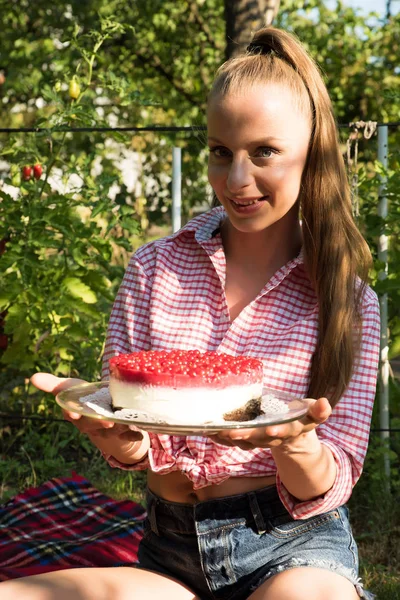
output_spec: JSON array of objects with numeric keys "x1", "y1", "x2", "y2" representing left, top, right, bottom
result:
[
  {"x1": 101, "y1": 248, "x2": 154, "y2": 471},
  {"x1": 276, "y1": 293, "x2": 381, "y2": 519},
  {"x1": 102, "y1": 250, "x2": 154, "y2": 379}
]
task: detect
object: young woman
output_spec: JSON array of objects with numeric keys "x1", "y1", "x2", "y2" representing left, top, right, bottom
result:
[{"x1": 1, "y1": 27, "x2": 380, "y2": 600}]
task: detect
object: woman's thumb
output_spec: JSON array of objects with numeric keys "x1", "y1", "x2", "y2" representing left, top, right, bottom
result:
[
  {"x1": 30, "y1": 373, "x2": 86, "y2": 396},
  {"x1": 311, "y1": 397, "x2": 332, "y2": 423}
]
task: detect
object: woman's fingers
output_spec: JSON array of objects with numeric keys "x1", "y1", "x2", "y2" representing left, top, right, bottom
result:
[
  {"x1": 209, "y1": 397, "x2": 332, "y2": 449},
  {"x1": 62, "y1": 409, "x2": 83, "y2": 421},
  {"x1": 62, "y1": 410, "x2": 115, "y2": 431},
  {"x1": 89, "y1": 426, "x2": 143, "y2": 441}
]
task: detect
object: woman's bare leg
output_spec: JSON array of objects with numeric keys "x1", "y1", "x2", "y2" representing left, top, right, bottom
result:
[
  {"x1": 0, "y1": 566, "x2": 201, "y2": 600},
  {"x1": 247, "y1": 567, "x2": 360, "y2": 600}
]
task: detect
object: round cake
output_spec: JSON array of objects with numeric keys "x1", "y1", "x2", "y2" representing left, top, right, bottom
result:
[{"x1": 109, "y1": 350, "x2": 264, "y2": 423}]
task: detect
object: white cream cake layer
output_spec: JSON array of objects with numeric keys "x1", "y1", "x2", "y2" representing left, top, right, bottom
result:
[{"x1": 109, "y1": 379, "x2": 263, "y2": 423}]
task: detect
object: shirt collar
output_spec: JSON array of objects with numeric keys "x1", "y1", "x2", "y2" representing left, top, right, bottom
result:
[
  {"x1": 166, "y1": 206, "x2": 226, "y2": 244},
  {"x1": 194, "y1": 206, "x2": 226, "y2": 243},
  {"x1": 169, "y1": 206, "x2": 304, "y2": 267}
]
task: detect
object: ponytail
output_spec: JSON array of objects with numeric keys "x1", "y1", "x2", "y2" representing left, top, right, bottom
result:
[{"x1": 209, "y1": 27, "x2": 372, "y2": 406}]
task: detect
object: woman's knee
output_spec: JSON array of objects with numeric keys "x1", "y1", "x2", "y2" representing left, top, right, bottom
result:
[
  {"x1": 247, "y1": 567, "x2": 360, "y2": 600},
  {"x1": 0, "y1": 567, "x2": 200, "y2": 600}
]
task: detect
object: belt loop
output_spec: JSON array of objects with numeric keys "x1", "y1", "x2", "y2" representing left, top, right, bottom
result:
[
  {"x1": 248, "y1": 492, "x2": 267, "y2": 535},
  {"x1": 148, "y1": 497, "x2": 160, "y2": 536}
]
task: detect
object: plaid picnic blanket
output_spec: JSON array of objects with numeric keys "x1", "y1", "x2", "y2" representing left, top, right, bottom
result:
[{"x1": 0, "y1": 473, "x2": 146, "y2": 581}]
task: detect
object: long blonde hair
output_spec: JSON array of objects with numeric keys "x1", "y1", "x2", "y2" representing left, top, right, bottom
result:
[{"x1": 209, "y1": 27, "x2": 372, "y2": 407}]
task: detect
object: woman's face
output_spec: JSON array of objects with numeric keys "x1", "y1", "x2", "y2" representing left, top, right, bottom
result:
[{"x1": 207, "y1": 82, "x2": 312, "y2": 235}]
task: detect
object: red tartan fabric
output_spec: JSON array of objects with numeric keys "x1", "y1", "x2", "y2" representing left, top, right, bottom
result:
[{"x1": 0, "y1": 473, "x2": 146, "y2": 581}]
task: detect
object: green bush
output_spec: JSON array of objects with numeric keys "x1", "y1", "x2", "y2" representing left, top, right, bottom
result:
[{"x1": 0, "y1": 18, "x2": 141, "y2": 389}]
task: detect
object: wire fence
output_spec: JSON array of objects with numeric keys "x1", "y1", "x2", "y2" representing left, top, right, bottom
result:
[{"x1": 0, "y1": 120, "x2": 400, "y2": 134}]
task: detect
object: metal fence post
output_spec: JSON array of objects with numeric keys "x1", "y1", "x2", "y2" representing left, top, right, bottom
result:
[
  {"x1": 172, "y1": 147, "x2": 182, "y2": 233},
  {"x1": 377, "y1": 125, "x2": 390, "y2": 488}
]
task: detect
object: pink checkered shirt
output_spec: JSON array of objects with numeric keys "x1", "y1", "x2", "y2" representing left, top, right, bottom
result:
[{"x1": 102, "y1": 207, "x2": 380, "y2": 519}]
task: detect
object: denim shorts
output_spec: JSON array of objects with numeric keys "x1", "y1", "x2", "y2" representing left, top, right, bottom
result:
[{"x1": 137, "y1": 485, "x2": 374, "y2": 600}]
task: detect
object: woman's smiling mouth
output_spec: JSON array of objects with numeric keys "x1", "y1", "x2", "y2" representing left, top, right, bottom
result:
[{"x1": 228, "y1": 196, "x2": 269, "y2": 212}]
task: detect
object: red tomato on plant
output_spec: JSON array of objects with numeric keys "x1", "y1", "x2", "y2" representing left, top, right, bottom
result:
[
  {"x1": 33, "y1": 164, "x2": 43, "y2": 180},
  {"x1": 22, "y1": 165, "x2": 33, "y2": 181}
]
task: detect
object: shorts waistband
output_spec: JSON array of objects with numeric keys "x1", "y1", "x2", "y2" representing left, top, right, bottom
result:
[{"x1": 146, "y1": 485, "x2": 288, "y2": 536}]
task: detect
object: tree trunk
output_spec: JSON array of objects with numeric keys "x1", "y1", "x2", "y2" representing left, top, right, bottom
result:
[{"x1": 224, "y1": 0, "x2": 281, "y2": 60}]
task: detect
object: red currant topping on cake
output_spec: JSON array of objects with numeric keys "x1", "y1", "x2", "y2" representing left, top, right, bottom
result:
[{"x1": 109, "y1": 350, "x2": 263, "y2": 388}]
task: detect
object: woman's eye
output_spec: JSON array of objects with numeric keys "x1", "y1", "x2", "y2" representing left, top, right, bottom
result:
[
  {"x1": 208, "y1": 146, "x2": 276, "y2": 159},
  {"x1": 209, "y1": 146, "x2": 230, "y2": 158},
  {"x1": 255, "y1": 147, "x2": 274, "y2": 158}
]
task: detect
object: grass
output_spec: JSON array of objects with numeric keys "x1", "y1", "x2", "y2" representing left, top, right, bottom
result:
[
  {"x1": 349, "y1": 491, "x2": 400, "y2": 600},
  {"x1": 1, "y1": 393, "x2": 400, "y2": 599},
  {"x1": 0, "y1": 417, "x2": 147, "y2": 506}
]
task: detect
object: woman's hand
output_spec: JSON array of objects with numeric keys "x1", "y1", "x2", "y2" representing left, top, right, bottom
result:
[
  {"x1": 31, "y1": 373, "x2": 148, "y2": 464},
  {"x1": 210, "y1": 397, "x2": 336, "y2": 501},
  {"x1": 208, "y1": 397, "x2": 331, "y2": 450}
]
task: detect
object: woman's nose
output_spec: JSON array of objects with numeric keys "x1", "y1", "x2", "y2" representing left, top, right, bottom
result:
[{"x1": 226, "y1": 157, "x2": 253, "y2": 193}]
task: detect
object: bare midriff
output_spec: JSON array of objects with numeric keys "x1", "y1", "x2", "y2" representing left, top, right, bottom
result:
[{"x1": 147, "y1": 470, "x2": 277, "y2": 504}]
